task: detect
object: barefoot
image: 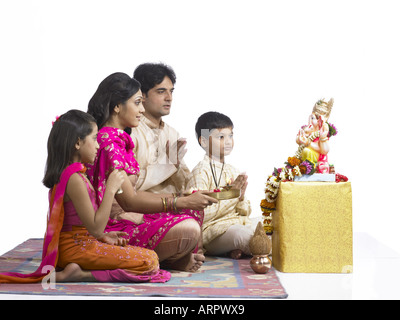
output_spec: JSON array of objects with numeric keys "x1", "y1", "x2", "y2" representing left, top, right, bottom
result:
[
  {"x1": 196, "y1": 246, "x2": 205, "y2": 256},
  {"x1": 189, "y1": 253, "x2": 205, "y2": 272},
  {"x1": 56, "y1": 263, "x2": 95, "y2": 282},
  {"x1": 164, "y1": 253, "x2": 205, "y2": 272},
  {"x1": 228, "y1": 249, "x2": 243, "y2": 259}
]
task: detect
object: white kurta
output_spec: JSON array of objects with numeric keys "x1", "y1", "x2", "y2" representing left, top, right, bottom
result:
[{"x1": 130, "y1": 115, "x2": 191, "y2": 194}]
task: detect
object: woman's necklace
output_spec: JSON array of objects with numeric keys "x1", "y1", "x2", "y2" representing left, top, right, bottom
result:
[{"x1": 209, "y1": 160, "x2": 224, "y2": 189}]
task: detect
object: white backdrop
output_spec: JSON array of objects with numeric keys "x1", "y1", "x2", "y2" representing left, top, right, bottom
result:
[{"x1": 1, "y1": 0, "x2": 399, "y2": 255}]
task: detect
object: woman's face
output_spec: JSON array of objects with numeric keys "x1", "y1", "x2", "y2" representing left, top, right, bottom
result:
[{"x1": 119, "y1": 90, "x2": 145, "y2": 128}]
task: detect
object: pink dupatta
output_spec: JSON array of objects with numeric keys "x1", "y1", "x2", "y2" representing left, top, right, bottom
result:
[
  {"x1": 0, "y1": 163, "x2": 85, "y2": 283},
  {"x1": 86, "y1": 127, "x2": 139, "y2": 205}
]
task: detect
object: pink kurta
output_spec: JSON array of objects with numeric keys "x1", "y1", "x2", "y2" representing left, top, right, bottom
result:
[{"x1": 86, "y1": 127, "x2": 203, "y2": 249}]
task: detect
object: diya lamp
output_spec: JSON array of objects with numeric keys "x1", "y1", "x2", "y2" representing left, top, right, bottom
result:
[
  {"x1": 249, "y1": 222, "x2": 272, "y2": 274},
  {"x1": 223, "y1": 177, "x2": 233, "y2": 191}
]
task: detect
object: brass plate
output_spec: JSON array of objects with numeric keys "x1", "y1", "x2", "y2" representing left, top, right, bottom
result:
[{"x1": 185, "y1": 189, "x2": 240, "y2": 200}]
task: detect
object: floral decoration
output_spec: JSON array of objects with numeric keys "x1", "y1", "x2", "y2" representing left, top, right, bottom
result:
[{"x1": 261, "y1": 121, "x2": 339, "y2": 235}]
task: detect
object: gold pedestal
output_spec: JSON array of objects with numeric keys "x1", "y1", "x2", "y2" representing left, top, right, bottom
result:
[{"x1": 272, "y1": 181, "x2": 353, "y2": 273}]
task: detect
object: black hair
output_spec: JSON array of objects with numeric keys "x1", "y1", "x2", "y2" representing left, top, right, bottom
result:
[
  {"x1": 133, "y1": 63, "x2": 176, "y2": 94},
  {"x1": 43, "y1": 109, "x2": 96, "y2": 188},
  {"x1": 195, "y1": 111, "x2": 234, "y2": 145},
  {"x1": 87, "y1": 72, "x2": 141, "y2": 134}
]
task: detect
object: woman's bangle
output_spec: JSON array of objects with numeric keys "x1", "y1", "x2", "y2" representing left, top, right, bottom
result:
[
  {"x1": 171, "y1": 192, "x2": 182, "y2": 198},
  {"x1": 162, "y1": 197, "x2": 167, "y2": 212}
]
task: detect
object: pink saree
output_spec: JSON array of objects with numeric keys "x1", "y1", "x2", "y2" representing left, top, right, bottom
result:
[
  {"x1": 0, "y1": 162, "x2": 170, "y2": 283},
  {"x1": 86, "y1": 127, "x2": 203, "y2": 249}
]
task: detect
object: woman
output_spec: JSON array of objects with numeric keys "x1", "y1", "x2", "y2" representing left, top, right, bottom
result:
[{"x1": 86, "y1": 72, "x2": 218, "y2": 272}]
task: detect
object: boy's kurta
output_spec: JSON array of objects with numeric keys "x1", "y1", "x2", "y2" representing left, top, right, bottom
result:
[{"x1": 187, "y1": 155, "x2": 252, "y2": 246}]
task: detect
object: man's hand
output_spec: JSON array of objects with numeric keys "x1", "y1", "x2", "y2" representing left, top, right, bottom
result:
[{"x1": 166, "y1": 138, "x2": 187, "y2": 168}]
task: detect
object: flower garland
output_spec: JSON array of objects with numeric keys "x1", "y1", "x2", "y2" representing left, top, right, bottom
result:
[{"x1": 260, "y1": 122, "x2": 338, "y2": 235}]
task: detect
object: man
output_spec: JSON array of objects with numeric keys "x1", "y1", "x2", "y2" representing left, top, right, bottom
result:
[{"x1": 131, "y1": 62, "x2": 190, "y2": 193}]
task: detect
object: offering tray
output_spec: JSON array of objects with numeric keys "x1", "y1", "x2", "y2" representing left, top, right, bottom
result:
[{"x1": 184, "y1": 188, "x2": 241, "y2": 200}]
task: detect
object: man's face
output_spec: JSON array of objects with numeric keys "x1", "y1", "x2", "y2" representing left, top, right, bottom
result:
[{"x1": 142, "y1": 76, "x2": 175, "y2": 121}]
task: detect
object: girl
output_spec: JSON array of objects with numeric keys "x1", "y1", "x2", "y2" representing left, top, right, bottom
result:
[
  {"x1": 0, "y1": 110, "x2": 170, "y2": 283},
  {"x1": 86, "y1": 72, "x2": 218, "y2": 272}
]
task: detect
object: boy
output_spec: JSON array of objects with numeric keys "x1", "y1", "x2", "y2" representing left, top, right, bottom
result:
[{"x1": 187, "y1": 111, "x2": 253, "y2": 259}]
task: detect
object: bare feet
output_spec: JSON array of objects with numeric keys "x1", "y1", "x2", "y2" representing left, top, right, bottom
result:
[
  {"x1": 164, "y1": 252, "x2": 205, "y2": 272},
  {"x1": 55, "y1": 263, "x2": 95, "y2": 282},
  {"x1": 229, "y1": 249, "x2": 243, "y2": 259}
]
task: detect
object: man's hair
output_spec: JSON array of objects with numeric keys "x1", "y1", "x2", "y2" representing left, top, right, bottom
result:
[
  {"x1": 133, "y1": 62, "x2": 176, "y2": 94},
  {"x1": 195, "y1": 111, "x2": 234, "y2": 145}
]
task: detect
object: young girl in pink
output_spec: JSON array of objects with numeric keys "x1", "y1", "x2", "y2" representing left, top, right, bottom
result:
[
  {"x1": 0, "y1": 110, "x2": 170, "y2": 283},
  {"x1": 87, "y1": 72, "x2": 218, "y2": 272}
]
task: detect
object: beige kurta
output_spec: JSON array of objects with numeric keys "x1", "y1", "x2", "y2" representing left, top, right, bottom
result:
[
  {"x1": 186, "y1": 155, "x2": 252, "y2": 246},
  {"x1": 131, "y1": 115, "x2": 191, "y2": 194}
]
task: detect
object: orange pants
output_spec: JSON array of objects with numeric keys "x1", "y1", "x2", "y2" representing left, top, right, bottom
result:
[{"x1": 57, "y1": 227, "x2": 160, "y2": 275}]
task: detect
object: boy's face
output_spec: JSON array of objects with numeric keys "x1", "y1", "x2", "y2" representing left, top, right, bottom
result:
[{"x1": 201, "y1": 127, "x2": 234, "y2": 160}]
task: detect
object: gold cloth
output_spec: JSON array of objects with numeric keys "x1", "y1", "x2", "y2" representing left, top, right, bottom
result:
[{"x1": 272, "y1": 181, "x2": 352, "y2": 273}]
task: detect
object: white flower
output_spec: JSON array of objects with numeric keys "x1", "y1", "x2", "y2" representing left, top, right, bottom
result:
[
  {"x1": 287, "y1": 169, "x2": 294, "y2": 180},
  {"x1": 265, "y1": 184, "x2": 279, "y2": 195},
  {"x1": 265, "y1": 192, "x2": 277, "y2": 202},
  {"x1": 279, "y1": 170, "x2": 287, "y2": 180},
  {"x1": 268, "y1": 176, "x2": 280, "y2": 188},
  {"x1": 293, "y1": 165, "x2": 302, "y2": 177}
]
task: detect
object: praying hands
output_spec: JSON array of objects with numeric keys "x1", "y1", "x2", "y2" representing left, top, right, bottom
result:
[{"x1": 232, "y1": 173, "x2": 248, "y2": 201}]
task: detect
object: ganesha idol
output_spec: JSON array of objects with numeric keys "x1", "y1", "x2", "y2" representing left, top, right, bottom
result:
[{"x1": 295, "y1": 98, "x2": 334, "y2": 174}]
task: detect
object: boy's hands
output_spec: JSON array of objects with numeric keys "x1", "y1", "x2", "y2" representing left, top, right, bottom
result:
[{"x1": 232, "y1": 173, "x2": 248, "y2": 201}]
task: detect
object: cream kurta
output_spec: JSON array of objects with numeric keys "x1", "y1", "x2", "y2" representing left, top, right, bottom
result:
[
  {"x1": 131, "y1": 115, "x2": 191, "y2": 194},
  {"x1": 187, "y1": 155, "x2": 252, "y2": 246}
]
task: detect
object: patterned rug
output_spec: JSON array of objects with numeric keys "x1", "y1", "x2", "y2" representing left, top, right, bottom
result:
[{"x1": 0, "y1": 239, "x2": 287, "y2": 299}]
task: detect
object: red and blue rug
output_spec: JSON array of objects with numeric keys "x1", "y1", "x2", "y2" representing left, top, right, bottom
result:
[{"x1": 0, "y1": 239, "x2": 287, "y2": 299}]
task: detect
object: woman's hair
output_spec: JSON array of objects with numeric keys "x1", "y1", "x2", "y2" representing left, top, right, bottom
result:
[
  {"x1": 133, "y1": 63, "x2": 176, "y2": 94},
  {"x1": 195, "y1": 111, "x2": 234, "y2": 145},
  {"x1": 87, "y1": 72, "x2": 141, "y2": 133},
  {"x1": 43, "y1": 109, "x2": 96, "y2": 188}
]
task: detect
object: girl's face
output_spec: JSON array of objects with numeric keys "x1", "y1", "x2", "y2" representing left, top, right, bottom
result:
[
  {"x1": 202, "y1": 127, "x2": 234, "y2": 161},
  {"x1": 76, "y1": 123, "x2": 99, "y2": 164},
  {"x1": 118, "y1": 90, "x2": 145, "y2": 128}
]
